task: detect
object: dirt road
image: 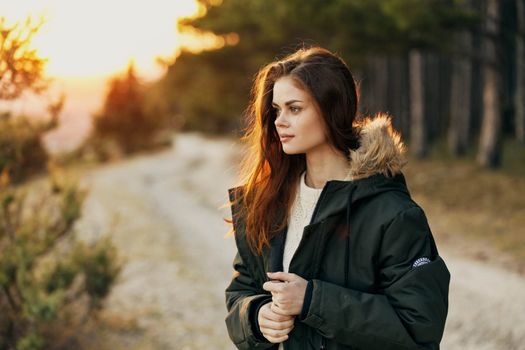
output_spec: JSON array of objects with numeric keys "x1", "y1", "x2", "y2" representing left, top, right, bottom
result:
[{"x1": 74, "y1": 132, "x2": 525, "y2": 350}]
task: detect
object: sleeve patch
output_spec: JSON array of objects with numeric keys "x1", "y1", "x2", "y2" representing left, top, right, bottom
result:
[{"x1": 412, "y1": 257, "x2": 432, "y2": 268}]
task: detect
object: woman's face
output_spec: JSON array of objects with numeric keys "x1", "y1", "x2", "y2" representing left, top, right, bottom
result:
[{"x1": 272, "y1": 76, "x2": 328, "y2": 155}]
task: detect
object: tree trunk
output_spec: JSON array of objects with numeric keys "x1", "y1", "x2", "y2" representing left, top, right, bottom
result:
[
  {"x1": 409, "y1": 49, "x2": 427, "y2": 158},
  {"x1": 388, "y1": 55, "x2": 410, "y2": 136},
  {"x1": 424, "y1": 53, "x2": 446, "y2": 141},
  {"x1": 477, "y1": 0, "x2": 503, "y2": 168},
  {"x1": 470, "y1": 0, "x2": 485, "y2": 141},
  {"x1": 449, "y1": 30, "x2": 473, "y2": 155},
  {"x1": 439, "y1": 56, "x2": 452, "y2": 138},
  {"x1": 357, "y1": 60, "x2": 374, "y2": 115},
  {"x1": 515, "y1": 0, "x2": 525, "y2": 144},
  {"x1": 362, "y1": 55, "x2": 389, "y2": 114},
  {"x1": 373, "y1": 55, "x2": 389, "y2": 113}
]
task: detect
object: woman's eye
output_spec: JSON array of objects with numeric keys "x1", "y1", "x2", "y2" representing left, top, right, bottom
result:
[{"x1": 290, "y1": 106, "x2": 301, "y2": 114}]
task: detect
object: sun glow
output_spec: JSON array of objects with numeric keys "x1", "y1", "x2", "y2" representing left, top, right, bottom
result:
[
  {"x1": 1, "y1": 0, "x2": 207, "y2": 79},
  {"x1": 1, "y1": 0, "x2": 230, "y2": 154}
]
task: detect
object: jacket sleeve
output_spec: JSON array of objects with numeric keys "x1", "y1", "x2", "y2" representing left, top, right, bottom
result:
[
  {"x1": 299, "y1": 206, "x2": 450, "y2": 350},
  {"x1": 225, "y1": 250, "x2": 275, "y2": 349}
]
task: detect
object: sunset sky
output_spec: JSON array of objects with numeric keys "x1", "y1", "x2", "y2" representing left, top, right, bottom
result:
[
  {"x1": 1, "y1": 0, "x2": 217, "y2": 153},
  {"x1": 1, "y1": 0, "x2": 206, "y2": 79}
]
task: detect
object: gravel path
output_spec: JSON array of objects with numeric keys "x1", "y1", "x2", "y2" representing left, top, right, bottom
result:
[{"x1": 73, "y1": 132, "x2": 525, "y2": 350}]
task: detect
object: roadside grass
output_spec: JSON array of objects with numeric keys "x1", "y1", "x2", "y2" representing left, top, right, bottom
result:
[{"x1": 403, "y1": 137, "x2": 525, "y2": 272}]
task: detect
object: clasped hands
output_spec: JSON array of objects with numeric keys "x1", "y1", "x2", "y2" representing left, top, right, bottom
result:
[{"x1": 258, "y1": 271, "x2": 308, "y2": 343}]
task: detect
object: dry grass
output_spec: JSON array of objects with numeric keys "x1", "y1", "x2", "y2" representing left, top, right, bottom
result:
[{"x1": 403, "y1": 138, "x2": 525, "y2": 272}]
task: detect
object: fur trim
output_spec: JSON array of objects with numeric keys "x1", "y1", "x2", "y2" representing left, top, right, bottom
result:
[{"x1": 346, "y1": 113, "x2": 408, "y2": 181}]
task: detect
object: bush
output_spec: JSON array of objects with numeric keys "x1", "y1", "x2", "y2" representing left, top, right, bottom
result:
[
  {"x1": 0, "y1": 168, "x2": 121, "y2": 349},
  {"x1": 90, "y1": 62, "x2": 172, "y2": 157},
  {"x1": 0, "y1": 112, "x2": 57, "y2": 184}
]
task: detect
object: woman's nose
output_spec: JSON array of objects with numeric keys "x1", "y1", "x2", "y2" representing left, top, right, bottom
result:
[{"x1": 274, "y1": 111, "x2": 289, "y2": 128}]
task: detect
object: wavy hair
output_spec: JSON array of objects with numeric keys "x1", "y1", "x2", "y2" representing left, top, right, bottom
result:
[{"x1": 226, "y1": 46, "x2": 360, "y2": 255}]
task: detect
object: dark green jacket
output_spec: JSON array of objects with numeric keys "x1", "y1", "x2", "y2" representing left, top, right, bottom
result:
[{"x1": 225, "y1": 115, "x2": 450, "y2": 350}]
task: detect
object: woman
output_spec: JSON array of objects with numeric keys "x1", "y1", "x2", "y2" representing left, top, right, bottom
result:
[{"x1": 225, "y1": 46, "x2": 450, "y2": 350}]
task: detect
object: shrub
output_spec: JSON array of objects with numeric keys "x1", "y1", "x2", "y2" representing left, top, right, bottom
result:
[
  {"x1": 0, "y1": 112, "x2": 56, "y2": 184},
  {"x1": 90, "y1": 62, "x2": 172, "y2": 157},
  {"x1": 0, "y1": 168, "x2": 121, "y2": 349}
]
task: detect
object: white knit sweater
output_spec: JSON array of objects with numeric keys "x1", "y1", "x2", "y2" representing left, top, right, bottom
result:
[{"x1": 282, "y1": 170, "x2": 323, "y2": 273}]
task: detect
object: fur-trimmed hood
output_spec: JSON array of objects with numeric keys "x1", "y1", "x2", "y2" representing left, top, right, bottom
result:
[{"x1": 346, "y1": 113, "x2": 408, "y2": 181}]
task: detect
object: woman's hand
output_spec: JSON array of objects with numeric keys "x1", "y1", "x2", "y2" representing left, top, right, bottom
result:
[
  {"x1": 257, "y1": 301, "x2": 295, "y2": 343},
  {"x1": 263, "y1": 272, "x2": 308, "y2": 316}
]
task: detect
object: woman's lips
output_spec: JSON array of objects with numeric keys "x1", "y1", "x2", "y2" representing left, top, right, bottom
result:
[{"x1": 280, "y1": 135, "x2": 294, "y2": 142}]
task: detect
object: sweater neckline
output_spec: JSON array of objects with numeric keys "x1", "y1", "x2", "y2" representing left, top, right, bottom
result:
[
  {"x1": 300, "y1": 170, "x2": 323, "y2": 201},
  {"x1": 300, "y1": 168, "x2": 353, "y2": 193}
]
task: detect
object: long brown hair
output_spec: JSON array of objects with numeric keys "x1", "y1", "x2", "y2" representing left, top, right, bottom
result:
[{"x1": 227, "y1": 46, "x2": 360, "y2": 256}]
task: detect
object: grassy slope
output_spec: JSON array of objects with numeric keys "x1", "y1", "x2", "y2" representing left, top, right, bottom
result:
[{"x1": 403, "y1": 138, "x2": 525, "y2": 273}]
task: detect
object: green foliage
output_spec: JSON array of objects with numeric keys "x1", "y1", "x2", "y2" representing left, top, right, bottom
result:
[
  {"x1": 90, "y1": 62, "x2": 172, "y2": 157},
  {"x1": 1, "y1": 15, "x2": 65, "y2": 182},
  {"x1": 164, "y1": 0, "x2": 477, "y2": 134},
  {"x1": 74, "y1": 237, "x2": 121, "y2": 309},
  {"x1": 0, "y1": 112, "x2": 57, "y2": 184},
  {"x1": 16, "y1": 334, "x2": 44, "y2": 350},
  {"x1": 0, "y1": 16, "x2": 50, "y2": 101},
  {"x1": 184, "y1": 0, "x2": 472, "y2": 55},
  {"x1": 0, "y1": 172, "x2": 121, "y2": 349}
]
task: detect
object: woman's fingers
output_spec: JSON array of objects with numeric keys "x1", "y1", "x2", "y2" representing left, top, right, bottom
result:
[
  {"x1": 270, "y1": 301, "x2": 292, "y2": 316},
  {"x1": 263, "y1": 303, "x2": 293, "y2": 320},
  {"x1": 260, "y1": 325, "x2": 294, "y2": 343},
  {"x1": 260, "y1": 324, "x2": 294, "y2": 336},
  {"x1": 259, "y1": 317, "x2": 295, "y2": 330},
  {"x1": 258, "y1": 302, "x2": 295, "y2": 343},
  {"x1": 259, "y1": 302, "x2": 290, "y2": 323},
  {"x1": 263, "y1": 333, "x2": 289, "y2": 344}
]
